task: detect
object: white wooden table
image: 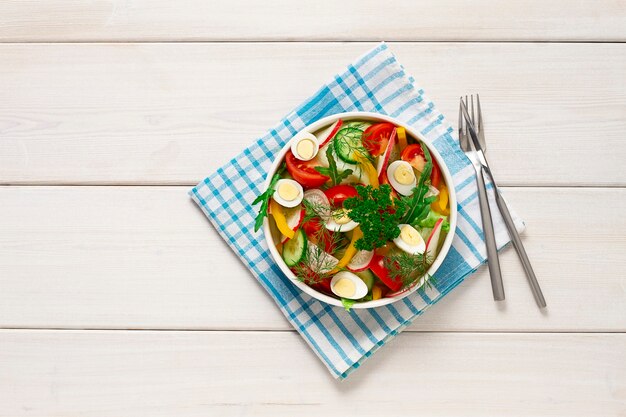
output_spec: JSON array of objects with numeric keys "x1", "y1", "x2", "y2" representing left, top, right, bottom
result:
[{"x1": 1, "y1": 2, "x2": 625, "y2": 415}]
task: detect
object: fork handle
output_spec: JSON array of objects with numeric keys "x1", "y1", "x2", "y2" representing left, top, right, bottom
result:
[
  {"x1": 492, "y1": 186, "x2": 547, "y2": 308},
  {"x1": 475, "y1": 166, "x2": 505, "y2": 301}
]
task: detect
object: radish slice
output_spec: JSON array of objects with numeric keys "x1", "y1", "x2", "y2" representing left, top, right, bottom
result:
[
  {"x1": 347, "y1": 250, "x2": 374, "y2": 272},
  {"x1": 307, "y1": 242, "x2": 339, "y2": 274},
  {"x1": 376, "y1": 128, "x2": 397, "y2": 181},
  {"x1": 425, "y1": 185, "x2": 440, "y2": 198},
  {"x1": 280, "y1": 206, "x2": 305, "y2": 243},
  {"x1": 315, "y1": 144, "x2": 331, "y2": 167},
  {"x1": 425, "y1": 218, "x2": 444, "y2": 259},
  {"x1": 303, "y1": 189, "x2": 331, "y2": 221},
  {"x1": 317, "y1": 119, "x2": 344, "y2": 148}
]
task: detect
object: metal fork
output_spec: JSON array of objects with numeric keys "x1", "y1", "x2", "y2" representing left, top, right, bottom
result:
[
  {"x1": 460, "y1": 95, "x2": 547, "y2": 308},
  {"x1": 459, "y1": 96, "x2": 505, "y2": 301}
]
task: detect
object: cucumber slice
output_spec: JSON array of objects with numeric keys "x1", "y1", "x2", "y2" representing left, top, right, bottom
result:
[
  {"x1": 334, "y1": 127, "x2": 367, "y2": 164},
  {"x1": 344, "y1": 121, "x2": 372, "y2": 131},
  {"x1": 356, "y1": 269, "x2": 376, "y2": 291},
  {"x1": 282, "y1": 229, "x2": 307, "y2": 267}
]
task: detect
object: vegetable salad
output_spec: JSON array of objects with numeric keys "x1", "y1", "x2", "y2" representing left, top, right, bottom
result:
[{"x1": 253, "y1": 118, "x2": 451, "y2": 310}]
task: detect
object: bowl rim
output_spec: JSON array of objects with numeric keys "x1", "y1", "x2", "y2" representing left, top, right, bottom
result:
[{"x1": 262, "y1": 111, "x2": 457, "y2": 309}]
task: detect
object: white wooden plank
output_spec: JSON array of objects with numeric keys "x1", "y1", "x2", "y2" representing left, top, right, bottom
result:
[
  {"x1": 0, "y1": 42, "x2": 624, "y2": 186},
  {"x1": 0, "y1": 0, "x2": 624, "y2": 42},
  {"x1": 0, "y1": 186, "x2": 624, "y2": 331},
  {"x1": 0, "y1": 330, "x2": 623, "y2": 417}
]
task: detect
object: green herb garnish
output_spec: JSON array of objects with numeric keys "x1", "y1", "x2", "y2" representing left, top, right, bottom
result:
[
  {"x1": 251, "y1": 164, "x2": 286, "y2": 232},
  {"x1": 292, "y1": 225, "x2": 345, "y2": 284},
  {"x1": 314, "y1": 146, "x2": 353, "y2": 187},
  {"x1": 384, "y1": 252, "x2": 436, "y2": 290},
  {"x1": 341, "y1": 298, "x2": 356, "y2": 312},
  {"x1": 343, "y1": 184, "x2": 404, "y2": 251},
  {"x1": 400, "y1": 143, "x2": 437, "y2": 225}
]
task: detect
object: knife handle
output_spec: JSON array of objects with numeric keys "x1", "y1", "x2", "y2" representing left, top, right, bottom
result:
[
  {"x1": 475, "y1": 166, "x2": 505, "y2": 301},
  {"x1": 493, "y1": 187, "x2": 547, "y2": 308}
]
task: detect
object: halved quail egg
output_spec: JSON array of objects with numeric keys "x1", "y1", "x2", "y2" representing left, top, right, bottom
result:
[
  {"x1": 272, "y1": 179, "x2": 303, "y2": 208},
  {"x1": 387, "y1": 160, "x2": 416, "y2": 196},
  {"x1": 330, "y1": 271, "x2": 369, "y2": 300},
  {"x1": 393, "y1": 224, "x2": 426, "y2": 255},
  {"x1": 325, "y1": 208, "x2": 359, "y2": 232},
  {"x1": 290, "y1": 132, "x2": 319, "y2": 161}
]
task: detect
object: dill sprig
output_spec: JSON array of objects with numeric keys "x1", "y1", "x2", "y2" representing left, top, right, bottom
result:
[
  {"x1": 302, "y1": 198, "x2": 336, "y2": 224},
  {"x1": 384, "y1": 251, "x2": 436, "y2": 290},
  {"x1": 302, "y1": 198, "x2": 351, "y2": 225},
  {"x1": 333, "y1": 127, "x2": 375, "y2": 165},
  {"x1": 291, "y1": 221, "x2": 348, "y2": 284},
  {"x1": 292, "y1": 239, "x2": 340, "y2": 284}
]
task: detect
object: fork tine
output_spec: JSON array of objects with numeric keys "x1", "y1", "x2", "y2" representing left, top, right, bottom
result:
[
  {"x1": 459, "y1": 97, "x2": 472, "y2": 151},
  {"x1": 470, "y1": 94, "x2": 475, "y2": 126},
  {"x1": 458, "y1": 98, "x2": 465, "y2": 150},
  {"x1": 476, "y1": 94, "x2": 486, "y2": 151},
  {"x1": 458, "y1": 98, "x2": 463, "y2": 139}
]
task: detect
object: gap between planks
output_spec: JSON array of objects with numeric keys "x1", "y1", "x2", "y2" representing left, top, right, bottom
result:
[
  {"x1": 1, "y1": 40, "x2": 626, "y2": 44},
  {"x1": 0, "y1": 328, "x2": 624, "y2": 334}
]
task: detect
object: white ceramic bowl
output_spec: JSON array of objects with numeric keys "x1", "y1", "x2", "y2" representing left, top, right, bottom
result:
[{"x1": 262, "y1": 112, "x2": 457, "y2": 309}]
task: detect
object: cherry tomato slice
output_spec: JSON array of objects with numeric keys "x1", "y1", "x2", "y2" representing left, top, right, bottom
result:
[
  {"x1": 285, "y1": 151, "x2": 329, "y2": 188},
  {"x1": 400, "y1": 144, "x2": 424, "y2": 161},
  {"x1": 401, "y1": 143, "x2": 441, "y2": 186},
  {"x1": 311, "y1": 277, "x2": 332, "y2": 295},
  {"x1": 323, "y1": 185, "x2": 358, "y2": 207},
  {"x1": 302, "y1": 218, "x2": 337, "y2": 253},
  {"x1": 302, "y1": 218, "x2": 322, "y2": 237},
  {"x1": 362, "y1": 123, "x2": 395, "y2": 157},
  {"x1": 430, "y1": 156, "x2": 441, "y2": 189},
  {"x1": 379, "y1": 171, "x2": 398, "y2": 199},
  {"x1": 369, "y1": 253, "x2": 403, "y2": 292},
  {"x1": 293, "y1": 265, "x2": 332, "y2": 294}
]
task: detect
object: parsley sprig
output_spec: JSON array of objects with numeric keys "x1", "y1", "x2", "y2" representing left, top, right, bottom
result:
[
  {"x1": 251, "y1": 164, "x2": 286, "y2": 232},
  {"x1": 343, "y1": 184, "x2": 404, "y2": 251},
  {"x1": 314, "y1": 146, "x2": 353, "y2": 187},
  {"x1": 342, "y1": 142, "x2": 438, "y2": 251}
]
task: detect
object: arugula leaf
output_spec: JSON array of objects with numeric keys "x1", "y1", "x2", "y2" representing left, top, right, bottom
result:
[
  {"x1": 399, "y1": 143, "x2": 436, "y2": 224},
  {"x1": 314, "y1": 146, "x2": 353, "y2": 187},
  {"x1": 343, "y1": 184, "x2": 403, "y2": 251},
  {"x1": 251, "y1": 164, "x2": 286, "y2": 232},
  {"x1": 341, "y1": 298, "x2": 356, "y2": 312}
]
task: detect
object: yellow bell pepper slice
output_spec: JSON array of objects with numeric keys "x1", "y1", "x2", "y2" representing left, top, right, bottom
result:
[
  {"x1": 354, "y1": 153, "x2": 379, "y2": 188},
  {"x1": 372, "y1": 285, "x2": 383, "y2": 300},
  {"x1": 431, "y1": 185, "x2": 450, "y2": 215},
  {"x1": 396, "y1": 126, "x2": 408, "y2": 151},
  {"x1": 269, "y1": 199, "x2": 295, "y2": 240},
  {"x1": 332, "y1": 227, "x2": 363, "y2": 272}
]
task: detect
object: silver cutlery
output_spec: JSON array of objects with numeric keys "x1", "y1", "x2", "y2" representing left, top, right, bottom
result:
[
  {"x1": 458, "y1": 96, "x2": 505, "y2": 301},
  {"x1": 460, "y1": 95, "x2": 547, "y2": 308}
]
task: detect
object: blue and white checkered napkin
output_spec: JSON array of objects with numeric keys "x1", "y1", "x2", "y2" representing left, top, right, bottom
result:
[{"x1": 190, "y1": 43, "x2": 524, "y2": 379}]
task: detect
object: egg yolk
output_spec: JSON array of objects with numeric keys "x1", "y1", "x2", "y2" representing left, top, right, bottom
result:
[
  {"x1": 278, "y1": 182, "x2": 299, "y2": 201},
  {"x1": 400, "y1": 225, "x2": 421, "y2": 245},
  {"x1": 393, "y1": 164, "x2": 415, "y2": 185},
  {"x1": 334, "y1": 209, "x2": 352, "y2": 225},
  {"x1": 296, "y1": 139, "x2": 315, "y2": 160},
  {"x1": 333, "y1": 278, "x2": 356, "y2": 298}
]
